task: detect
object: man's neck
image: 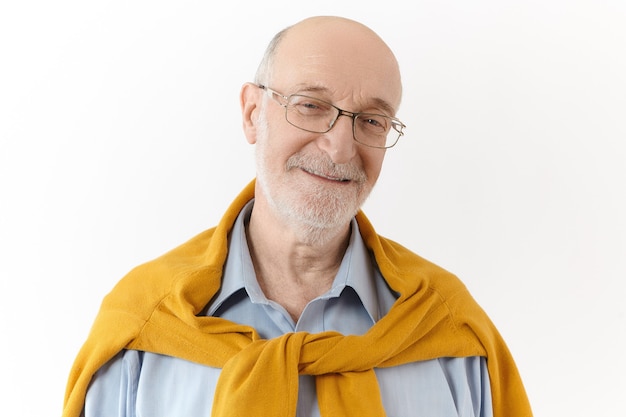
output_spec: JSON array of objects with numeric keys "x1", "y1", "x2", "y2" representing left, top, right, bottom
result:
[{"x1": 245, "y1": 200, "x2": 351, "y2": 322}]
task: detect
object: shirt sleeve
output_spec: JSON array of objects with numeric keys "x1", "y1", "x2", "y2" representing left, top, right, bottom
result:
[
  {"x1": 83, "y1": 350, "x2": 142, "y2": 417},
  {"x1": 439, "y1": 356, "x2": 493, "y2": 417},
  {"x1": 375, "y1": 356, "x2": 493, "y2": 417}
]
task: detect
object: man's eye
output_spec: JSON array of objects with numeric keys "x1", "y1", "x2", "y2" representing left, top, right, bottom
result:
[
  {"x1": 365, "y1": 118, "x2": 383, "y2": 128},
  {"x1": 359, "y1": 115, "x2": 388, "y2": 132},
  {"x1": 302, "y1": 102, "x2": 321, "y2": 110},
  {"x1": 294, "y1": 100, "x2": 329, "y2": 115}
]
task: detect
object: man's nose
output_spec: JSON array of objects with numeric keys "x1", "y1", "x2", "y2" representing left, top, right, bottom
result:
[{"x1": 316, "y1": 115, "x2": 357, "y2": 164}]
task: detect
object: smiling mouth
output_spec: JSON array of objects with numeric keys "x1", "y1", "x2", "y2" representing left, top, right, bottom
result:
[{"x1": 300, "y1": 168, "x2": 351, "y2": 182}]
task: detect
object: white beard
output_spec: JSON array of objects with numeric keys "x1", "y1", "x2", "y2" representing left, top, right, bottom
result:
[{"x1": 254, "y1": 109, "x2": 373, "y2": 246}]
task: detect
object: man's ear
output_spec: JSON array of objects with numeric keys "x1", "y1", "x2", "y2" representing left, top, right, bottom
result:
[{"x1": 240, "y1": 82, "x2": 261, "y2": 144}]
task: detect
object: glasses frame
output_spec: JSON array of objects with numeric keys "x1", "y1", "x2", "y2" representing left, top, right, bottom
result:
[{"x1": 257, "y1": 84, "x2": 406, "y2": 149}]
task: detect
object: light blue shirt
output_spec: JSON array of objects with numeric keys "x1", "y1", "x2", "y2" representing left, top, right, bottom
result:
[{"x1": 84, "y1": 202, "x2": 493, "y2": 417}]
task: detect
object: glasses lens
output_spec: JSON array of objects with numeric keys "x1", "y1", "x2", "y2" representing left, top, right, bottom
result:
[
  {"x1": 354, "y1": 114, "x2": 400, "y2": 148},
  {"x1": 286, "y1": 95, "x2": 337, "y2": 133}
]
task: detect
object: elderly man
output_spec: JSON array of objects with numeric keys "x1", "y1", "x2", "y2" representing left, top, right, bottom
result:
[{"x1": 63, "y1": 16, "x2": 532, "y2": 417}]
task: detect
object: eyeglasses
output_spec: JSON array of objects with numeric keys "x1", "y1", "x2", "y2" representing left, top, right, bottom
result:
[{"x1": 258, "y1": 85, "x2": 406, "y2": 149}]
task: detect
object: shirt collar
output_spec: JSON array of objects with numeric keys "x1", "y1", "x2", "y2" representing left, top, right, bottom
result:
[{"x1": 207, "y1": 200, "x2": 381, "y2": 323}]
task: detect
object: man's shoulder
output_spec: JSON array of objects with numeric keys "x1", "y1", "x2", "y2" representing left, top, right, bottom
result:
[
  {"x1": 373, "y1": 234, "x2": 465, "y2": 290},
  {"x1": 101, "y1": 226, "x2": 222, "y2": 314},
  {"x1": 356, "y1": 212, "x2": 470, "y2": 300},
  {"x1": 128, "y1": 226, "x2": 218, "y2": 278}
]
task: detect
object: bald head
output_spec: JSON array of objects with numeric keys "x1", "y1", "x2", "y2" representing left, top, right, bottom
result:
[{"x1": 255, "y1": 16, "x2": 402, "y2": 114}]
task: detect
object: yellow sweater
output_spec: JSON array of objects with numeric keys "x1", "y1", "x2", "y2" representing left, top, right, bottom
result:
[{"x1": 63, "y1": 180, "x2": 532, "y2": 417}]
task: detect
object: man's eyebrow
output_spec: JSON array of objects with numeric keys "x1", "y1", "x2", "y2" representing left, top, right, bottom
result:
[
  {"x1": 294, "y1": 85, "x2": 330, "y2": 95},
  {"x1": 293, "y1": 85, "x2": 397, "y2": 116},
  {"x1": 370, "y1": 98, "x2": 396, "y2": 117}
]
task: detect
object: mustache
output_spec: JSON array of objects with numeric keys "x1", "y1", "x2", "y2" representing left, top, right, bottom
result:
[{"x1": 285, "y1": 152, "x2": 367, "y2": 183}]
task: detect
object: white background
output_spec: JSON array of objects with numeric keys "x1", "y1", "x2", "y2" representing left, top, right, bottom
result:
[{"x1": 1, "y1": 1, "x2": 625, "y2": 416}]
